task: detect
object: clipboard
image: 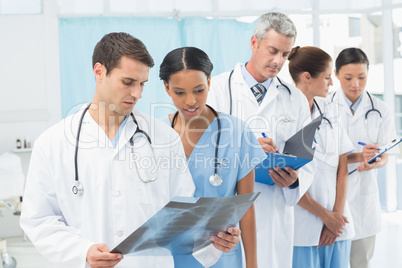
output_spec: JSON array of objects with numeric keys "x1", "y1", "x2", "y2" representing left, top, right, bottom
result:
[
  {"x1": 255, "y1": 115, "x2": 323, "y2": 185},
  {"x1": 111, "y1": 192, "x2": 260, "y2": 256},
  {"x1": 349, "y1": 138, "x2": 402, "y2": 175}
]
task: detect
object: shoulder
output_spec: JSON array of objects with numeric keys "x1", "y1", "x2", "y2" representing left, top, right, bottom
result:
[
  {"x1": 211, "y1": 63, "x2": 242, "y2": 85},
  {"x1": 134, "y1": 110, "x2": 181, "y2": 146}
]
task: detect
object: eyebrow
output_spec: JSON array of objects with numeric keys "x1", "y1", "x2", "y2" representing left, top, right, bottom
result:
[
  {"x1": 122, "y1": 77, "x2": 148, "y2": 83},
  {"x1": 173, "y1": 84, "x2": 204, "y2": 90}
]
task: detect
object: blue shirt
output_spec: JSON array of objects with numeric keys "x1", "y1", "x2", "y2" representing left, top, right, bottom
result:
[
  {"x1": 341, "y1": 90, "x2": 363, "y2": 114},
  {"x1": 111, "y1": 115, "x2": 129, "y2": 147},
  {"x1": 162, "y1": 113, "x2": 266, "y2": 268},
  {"x1": 241, "y1": 62, "x2": 272, "y2": 101}
]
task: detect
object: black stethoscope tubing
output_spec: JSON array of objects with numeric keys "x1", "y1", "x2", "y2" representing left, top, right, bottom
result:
[
  {"x1": 227, "y1": 69, "x2": 291, "y2": 115},
  {"x1": 171, "y1": 104, "x2": 222, "y2": 179},
  {"x1": 313, "y1": 99, "x2": 333, "y2": 129},
  {"x1": 73, "y1": 104, "x2": 152, "y2": 196},
  {"x1": 331, "y1": 91, "x2": 382, "y2": 122}
]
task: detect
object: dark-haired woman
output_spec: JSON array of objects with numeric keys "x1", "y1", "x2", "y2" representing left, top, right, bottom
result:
[
  {"x1": 333, "y1": 47, "x2": 399, "y2": 268},
  {"x1": 288, "y1": 46, "x2": 355, "y2": 268},
  {"x1": 159, "y1": 47, "x2": 266, "y2": 268}
]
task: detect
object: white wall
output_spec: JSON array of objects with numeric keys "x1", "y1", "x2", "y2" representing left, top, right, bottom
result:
[{"x1": 0, "y1": 0, "x2": 61, "y2": 238}]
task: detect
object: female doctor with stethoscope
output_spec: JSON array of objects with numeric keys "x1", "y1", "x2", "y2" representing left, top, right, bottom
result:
[{"x1": 332, "y1": 48, "x2": 399, "y2": 268}]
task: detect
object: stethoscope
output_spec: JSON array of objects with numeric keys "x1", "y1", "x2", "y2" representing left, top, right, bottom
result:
[
  {"x1": 171, "y1": 104, "x2": 224, "y2": 187},
  {"x1": 331, "y1": 91, "x2": 382, "y2": 123},
  {"x1": 227, "y1": 69, "x2": 291, "y2": 115},
  {"x1": 313, "y1": 99, "x2": 333, "y2": 129},
  {"x1": 72, "y1": 104, "x2": 155, "y2": 197}
]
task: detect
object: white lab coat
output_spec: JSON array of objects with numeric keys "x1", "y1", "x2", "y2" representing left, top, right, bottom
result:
[
  {"x1": 331, "y1": 88, "x2": 399, "y2": 240},
  {"x1": 293, "y1": 97, "x2": 355, "y2": 246},
  {"x1": 20, "y1": 107, "x2": 219, "y2": 268},
  {"x1": 208, "y1": 63, "x2": 315, "y2": 268}
]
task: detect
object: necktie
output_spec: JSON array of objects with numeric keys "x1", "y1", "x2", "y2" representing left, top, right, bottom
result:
[
  {"x1": 350, "y1": 105, "x2": 354, "y2": 115},
  {"x1": 251, "y1": 84, "x2": 266, "y2": 105}
]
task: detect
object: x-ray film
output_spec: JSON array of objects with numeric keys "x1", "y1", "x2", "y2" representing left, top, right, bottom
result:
[{"x1": 111, "y1": 192, "x2": 260, "y2": 256}]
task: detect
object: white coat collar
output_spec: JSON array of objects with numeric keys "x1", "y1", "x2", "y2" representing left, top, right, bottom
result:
[
  {"x1": 233, "y1": 63, "x2": 261, "y2": 105},
  {"x1": 333, "y1": 88, "x2": 371, "y2": 121}
]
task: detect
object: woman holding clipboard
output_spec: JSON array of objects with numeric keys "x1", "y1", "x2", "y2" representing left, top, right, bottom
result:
[
  {"x1": 332, "y1": 48, "x2": 399, "y2": 268},
  {"x1": 288, "y1": 46, "x2": 355, "y2": 268}
]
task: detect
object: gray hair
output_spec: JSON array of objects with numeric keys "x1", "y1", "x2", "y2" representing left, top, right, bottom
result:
[{"x1": 254, "y1": 12, "x2": 297, "y2": 41}]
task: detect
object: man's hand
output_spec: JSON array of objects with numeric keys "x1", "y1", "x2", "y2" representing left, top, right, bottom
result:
[
  {"x1": 258, "y1": 136, "x2": 279, "y2": 153},
  {"x1": 86, "y1": 243, "x2": 123, "y2": 268},
  {"x1": 210, "y1": 227, "x2": 241, "y2": 253},
  {"x1": 269, "y1": 166, "x2": 299, "y2": 188}
]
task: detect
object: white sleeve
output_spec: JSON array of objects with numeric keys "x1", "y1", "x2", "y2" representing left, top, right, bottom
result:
[
  {"x1": 20, "y1": 136, "x2": 93, "y2": 267},
  {"x1": 282, "y1": 92, "x2": 315, "y2": 206},
  {"x1": 381, "y1": 104, "x2": 400, "y2": 155}
]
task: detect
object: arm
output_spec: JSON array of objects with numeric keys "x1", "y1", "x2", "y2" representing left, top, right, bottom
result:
[
  {"x1": 237, "y1": 169, "x2": 258, "y2": 268},
  {"x1": 297, "y1": 192, "x2": 347, "y2": 237},
  {"x1": 317, "y1": 153, "x2": 349, "y2": 248},
  {"x1": 333, "y1": 154, "x2": 348, "y2": 215}
]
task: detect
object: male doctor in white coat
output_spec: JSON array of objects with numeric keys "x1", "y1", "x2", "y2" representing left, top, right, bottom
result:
[
  {"x1": 207, "y1": 12, "x2": 315, "y2": 267},
  {"x1": 20, "y1": 32, "x2": 240, "y2": 268}
]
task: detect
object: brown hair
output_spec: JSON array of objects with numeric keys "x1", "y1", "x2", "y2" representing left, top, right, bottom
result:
[
  {"x1": 288, "y1": 46, "x2": 332, "y2": 84},
  {"x1": 92, "y1": 32, "x2": 154, "y2": 75}
]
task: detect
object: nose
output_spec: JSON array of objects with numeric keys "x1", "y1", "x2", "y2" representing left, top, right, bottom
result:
[
  {"x1": 273, "y1": 53, "x2": 283, "y2": 66},
  {"x1": 351, "y1": 78, "x2": 359, "y2": 88},
  {"x1": 329, "y1": 77, "x2": 333, "y2": 86},
  {"x1": 185, "y1": 93, "x2": 196, "y2": 106},
  {"x1": 130, "y1": 84, "x2": 142, "y2": 100}
]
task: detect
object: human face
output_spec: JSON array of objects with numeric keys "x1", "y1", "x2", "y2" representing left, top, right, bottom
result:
[
  {"x1": 335, "y1": 63, "x2": 368, "y2": 104},
  {"x1": 164, "y1": 69, "x2": 210, "y2": 122},
  {"x1": 93, "y1": 55, "x2": 149, "y2": 117},
  {"x1": 248, "y1": 28, "x2": 295, "y2": 82},
  {"x1": 309, "y1": 61, "x2": 333, "y2": 98}
]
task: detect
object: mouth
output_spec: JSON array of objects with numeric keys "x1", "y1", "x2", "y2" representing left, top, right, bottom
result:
[{"x1": 184, "y1": 107, "x2": 198, "y2": 115}]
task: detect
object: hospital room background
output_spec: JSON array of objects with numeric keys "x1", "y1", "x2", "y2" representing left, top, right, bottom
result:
[{"x1": 1, "y1": 0, "x2": 402, "y2": 267}]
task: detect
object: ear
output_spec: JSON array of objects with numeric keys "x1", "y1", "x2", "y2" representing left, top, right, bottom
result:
[
  {"x1": 207, "y1": 76, "x2": 211, "y2": 92},
  {"x1": 301, "y1": 72, "x2": 311, "y2": 84},
  {"x1": 93, "y1": 62, "x2": 104, "y2": 80},
  {"x1": 251, "y1": 35, "x2": 259, "y2": 52},
  {"x1": 334, "y1": 69, "x2": 339, "y2": 79},
  {"x1": 164, "y1": 81, "x2": 171, "y2": 96}
]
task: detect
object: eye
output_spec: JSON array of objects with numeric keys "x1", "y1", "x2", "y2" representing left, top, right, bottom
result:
[
  {"x1": 344, "y1": 77, "x2": 351, "y2": 81},
  {"x1": 283, "y1": 52, "x2": 290, "y2": 58},
  {"x1": 174, "y1": 91, "x2": 184, "y2": 96},
  {"x1": 358, "y1": 76, "x2": 366, "y2": 80},
  {"x1": 123, "y1": 80, "x2": 133, "y2": 86},
  {"x1": 195, "y1": 88, "x2": 204, "y2": 94}
]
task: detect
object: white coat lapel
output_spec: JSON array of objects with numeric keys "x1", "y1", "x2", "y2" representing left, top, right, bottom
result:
[
  {"x1": 259, "y1": 78, "x2": 279, "y2": 113},
  {"x1": 351, "y1": 91, "x2": 371, "y2": 121},
  {"x1": 114, "y1": 114, "x2": 137, "y2": 157}
]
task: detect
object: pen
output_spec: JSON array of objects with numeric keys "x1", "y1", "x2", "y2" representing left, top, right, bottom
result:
[
  {"x1": 358, "y1": 142, "x2": 381, "y2": 150},
  {"x1": 261, "y1": 132, "x2": 279, "y2": 153}
]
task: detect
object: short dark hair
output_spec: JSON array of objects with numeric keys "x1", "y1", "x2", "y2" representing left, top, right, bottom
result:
[
  {"x1": 159, "y1": 47, "x2": 213, "y2": 82},
  {"x1": 288, "y1": 46, "x2": 332, "y2": 84},
  {"x1": 92, "y1": 32, "x2": 154, "y2": 75},
  {"x1": 335, "y1": 47, "x2": 369, "y2": 73}
]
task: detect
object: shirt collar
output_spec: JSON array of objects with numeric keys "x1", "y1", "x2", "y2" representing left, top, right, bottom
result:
[
  {"x1": 241, "y1": 62, "x2": 273, "y2": 89},
  {"x1": 341, "y1": 89, "x2": 364, "y2": 113}
]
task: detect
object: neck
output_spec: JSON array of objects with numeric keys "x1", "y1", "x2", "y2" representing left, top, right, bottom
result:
[
  {"x1": 173, "y1": 105, "x2": 215, "y2": 131},
  {"x1": 296, "y1": 83, "x2": 314, "y2": 116},
  {"x1": 245, "y1": 61, "x2": 267, "y2": 83},
  {"x1": 88, "y1": 102, "x2": 127, "y2": 140}
]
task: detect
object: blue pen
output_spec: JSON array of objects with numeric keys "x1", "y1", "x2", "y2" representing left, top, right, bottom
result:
[
  {"x1": 261, "y1": 132, "x2": 280, "y2": 153},
  {"x1": 358, "y1": 142, "x2": 381, "y2": 150}
]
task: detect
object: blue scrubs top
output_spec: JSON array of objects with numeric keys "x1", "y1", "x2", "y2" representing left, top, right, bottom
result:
[{"x1": 163, "y1": 112, "x2": 266, "y2": 268}]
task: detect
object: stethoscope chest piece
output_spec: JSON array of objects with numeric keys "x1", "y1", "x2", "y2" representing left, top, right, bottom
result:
[
  {"x1": 209, "y1": 174, "x2": 223, "y2": 187},
  {"x1": 72, "y1": 181, "x2": 84, "y2": 197}
]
